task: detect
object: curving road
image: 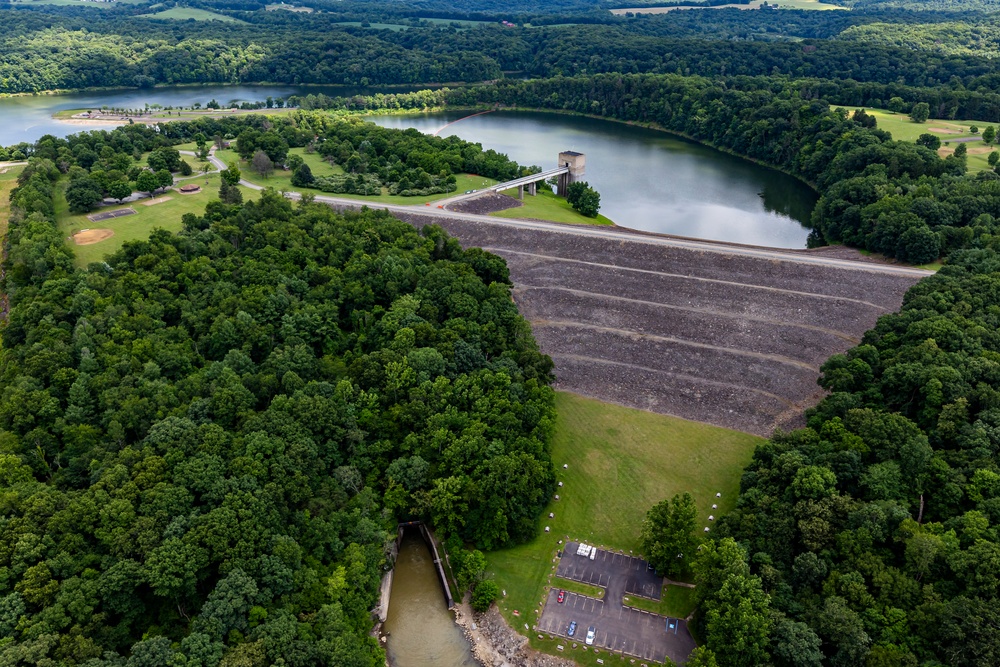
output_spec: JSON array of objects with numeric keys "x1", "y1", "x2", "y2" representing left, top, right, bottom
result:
[{"x1": 205, "y1": 152, "x2": 933, "y2": 278}]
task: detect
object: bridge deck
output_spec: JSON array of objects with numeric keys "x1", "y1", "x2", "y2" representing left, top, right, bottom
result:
[{"x1": 486, "y1": 167, "x2": 569, "y2": 192}]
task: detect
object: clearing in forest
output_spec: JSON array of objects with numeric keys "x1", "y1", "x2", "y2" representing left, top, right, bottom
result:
[
  {"x1": 144, "y1": 7, "x2": 246, "y2": 21},
  {"x1": 486, "y1": 392, "x2": 762, "y2": 657}
]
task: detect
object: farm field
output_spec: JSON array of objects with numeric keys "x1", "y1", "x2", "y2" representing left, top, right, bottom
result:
[
  {"x1": 144, "y1": 7, "x2": 245, "y2": 21},
  {"x1": 56, "y1": 174, "x2": 259, "y2": 267},
  {"x1": 485, "y1": 392, "x2": 762, "y2": 638},
  {"x1": 610, "y1": 0, "x2": 844, "y2": 13}
]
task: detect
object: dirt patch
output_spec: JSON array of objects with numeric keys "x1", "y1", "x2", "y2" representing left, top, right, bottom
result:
[
  {"x1": 142, "y1": 196, "x2": 173, "y2": 206},
  {"x1": 88, "y1": 207, "x2": 135, "y2": 223},
  {"x1": 929, "y1": 127, "x2": 961, "y2": 134},
  {"x1": 450, "y1": 192, "x2": 523, "y2": 215},
  {"x1": 73, "y1": 229, "x2": 114, "y2": 245}
]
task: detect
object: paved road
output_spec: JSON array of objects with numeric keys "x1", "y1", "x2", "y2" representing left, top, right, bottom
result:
[{"x1": 206, "y1": 153, "x2": 933, "y2": 278}]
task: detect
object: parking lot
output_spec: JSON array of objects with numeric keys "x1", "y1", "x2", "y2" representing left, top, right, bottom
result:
[{"x1": 537, "y1": 542, "x2": 696, "y2": 664}]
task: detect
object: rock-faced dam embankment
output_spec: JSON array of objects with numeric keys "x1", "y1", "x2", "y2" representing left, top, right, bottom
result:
[{"x1": 397, "y1": 211, "x2": 924, "y2": 436}]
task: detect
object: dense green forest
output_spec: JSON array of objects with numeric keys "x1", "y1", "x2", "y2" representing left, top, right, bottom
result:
[
  {"x1": 1, "y1": 112, "x2": 529, "y2": 207},
  {"x1": 11, "y1": 0, "x2": 1000, "y2": 664},
  {"x1": 4, "y1": 3, "x2": 1000, "y2": 93},
  {"x1": 0, "y1": 129, "x2": 556, "y2": 662},
  {"x1": 301, "y1": 75, "x2": 997, "y2": 263},
  {"x1": 694, "y1": 249, "x2": 1000, "y2": 667}
]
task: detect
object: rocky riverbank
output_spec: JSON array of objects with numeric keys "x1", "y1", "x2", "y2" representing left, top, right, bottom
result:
[{"x1": 455, "y1": 599, "x2": 576, "y2": 667}]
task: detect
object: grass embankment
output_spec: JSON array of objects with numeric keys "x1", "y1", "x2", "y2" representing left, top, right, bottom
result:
[
  {"x1": 0, "y1": 166, "x2": 24, "y2": 241},
  {"x1": 56, "y1": 174, "x2": 259, "y2": 267},
  {"x1": 487, "y1": 392, "x2": 763, "y2": 639},
  {"x1": 552, "y1": 578, "x2": 605, "y2": 600},
  {"x1": 144, "y1": 7, "x2": 245, "y2": 21},
  {"x1": 845, "y1": 107, "x2": 999, "y2": 172},
  {"x1": 495, "y1": 188, "x2": 614, "y2": 226},
  {"x1": 217, "y1": 147, "x2": 500, "y2": 205}
]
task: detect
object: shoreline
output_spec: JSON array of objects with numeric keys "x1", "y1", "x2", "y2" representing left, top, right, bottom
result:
[
  {"x1": 0, "y1": 80, "x2": 471, "y2": 100},
  {"x1": 454, "y1": 599, "x2": 577, "y2": 667}
]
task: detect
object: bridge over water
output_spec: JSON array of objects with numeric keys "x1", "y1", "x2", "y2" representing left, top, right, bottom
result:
[{"x1": 434, "y1": 151, "x2": 585, "y2": 208}]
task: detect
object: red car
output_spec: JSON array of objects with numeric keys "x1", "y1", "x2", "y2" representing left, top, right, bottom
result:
[{"x1": 557, "y1": 590, "x2": 566, "y2": 603}]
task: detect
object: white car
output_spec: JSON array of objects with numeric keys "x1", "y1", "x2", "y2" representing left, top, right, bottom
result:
[{"x1": 586, "y1": 627, "x2": 596, "y2": 645}]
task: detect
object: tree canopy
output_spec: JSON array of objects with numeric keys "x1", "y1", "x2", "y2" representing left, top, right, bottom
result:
[{"x1": 0, "y1": 161, "x2": 556, "y2": 664}]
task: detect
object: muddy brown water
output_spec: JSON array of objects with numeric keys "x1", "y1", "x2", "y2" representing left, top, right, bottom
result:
[{"x1": 384, "y1": 535, "x2": 477, "y2": 667}]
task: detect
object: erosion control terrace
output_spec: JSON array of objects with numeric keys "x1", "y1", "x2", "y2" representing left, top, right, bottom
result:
[{"x1": 393, "y1": 212, "x2": 925, "y2": 436}]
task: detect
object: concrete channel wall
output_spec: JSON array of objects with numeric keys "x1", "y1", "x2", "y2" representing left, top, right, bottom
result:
[{"x1": 375, "y1": 522, "x2": 455, "y2": 622}]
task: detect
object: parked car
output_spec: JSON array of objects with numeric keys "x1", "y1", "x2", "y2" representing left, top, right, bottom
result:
[
  {"x1": 567, "y1": 621, "x2": 577, "y2": 637},
  {"x1": 557, "y1": 590, "x2": 566, "y2": 603},
  {"x1": 586, "y1": 627, "x2": 596, "y2": 645}
]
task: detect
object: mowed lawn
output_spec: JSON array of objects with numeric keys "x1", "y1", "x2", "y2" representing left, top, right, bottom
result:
[
  {"x1": 486, "y1": 392, "x2": 762, "y2": 631},
  {"x1": 846, "y1": 107, "x2": 999, "y2": 171},
  {"x1": 494, "y1": 188, "x2": 614, "y2": 226},
  {"x1": 218, "y1": 147, "x2": 500, "y2": 205},
  {"x1": 0, "y1": 166, "x2": 24, "y2": 241},
  {"x1": 57, "y1": 174, "x2": 259, "y2": 267}
]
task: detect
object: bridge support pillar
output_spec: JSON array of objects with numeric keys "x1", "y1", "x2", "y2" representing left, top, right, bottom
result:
[
  {"x1": 518, "y1": 184, "x2": 524, "y2": 200},
  {"x1": 528, "y1": 181, "x2": 537, "y2": 196}
]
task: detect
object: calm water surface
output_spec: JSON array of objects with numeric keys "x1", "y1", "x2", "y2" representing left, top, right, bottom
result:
[
  {"x1": 372, "y1": 111, "x2": 818, "y2": 247},
  {"x1": 0, "y1": 84, "x2": 419, "y2": 146},
  {"x1": 384, "y1": 535, "x2": 477, "y2": 667}
]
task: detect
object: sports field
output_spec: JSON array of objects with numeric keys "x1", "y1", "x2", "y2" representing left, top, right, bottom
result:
[
  {"x1": 486, "y1": 392, "x2": 763, "y2": 634},
  {"x1": 56, "y1": 174, "x2": 259, "y2": 267}
]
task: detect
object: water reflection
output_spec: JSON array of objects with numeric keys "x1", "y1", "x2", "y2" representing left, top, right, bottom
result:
[{"x1": 372, "y1": 111, "x2": 818, "y2": 248}]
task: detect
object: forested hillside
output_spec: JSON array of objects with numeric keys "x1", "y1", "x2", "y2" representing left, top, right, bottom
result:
[
  {"x1": 0, "y1": 154, "x2": 556, "y2": 663},
  {"x1": 701, "y1": 250, "x2": 1000, "y2": 667},
  {"x1": 3, "y1": 4, "x2": 1000, "y2": 93}
]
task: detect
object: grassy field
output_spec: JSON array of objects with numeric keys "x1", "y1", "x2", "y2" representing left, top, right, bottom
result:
[
  {"x1": 265, "y1": 2, "x2": 312, "y2": 10},
  {"x1": 844, "y1": 107, "x2": 999, "y2": 171},
  {"x1": 610, "y1": 0, "x2": 844, "y2": 13},
  {"x1": 486, "y1": 392, "x2": 763, "y2": 639},
  {"x1": 7, "y1": 0, "x2": 144, "y2": 7},
  {"x1": 624, "y1": 585, "x2": 698, "y2": 619},
  {"x1": 218, "y1": 148, "x2": 501, "y2": 205},
  {"x1": 494, "y1": 188, "x2": 615, "y2": 226},
  {"x1": 56, "y1": 174, "x2": 259, "y2": 267},
  {"x1": 0, "y1": 166, "x2": 24, "y2": 242},
  {"x1": 145, "y1": 7, "x2": 245, "y2": 21},
  {"x1": 552, "y1": 577, "x2": 606, "y2": 600}
]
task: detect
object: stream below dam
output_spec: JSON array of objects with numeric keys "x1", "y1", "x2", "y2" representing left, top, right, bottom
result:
[{"x1": 383, "y1": 534, "x2": 478, "y2": 667}]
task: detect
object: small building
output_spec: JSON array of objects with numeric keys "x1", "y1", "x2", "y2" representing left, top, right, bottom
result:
[{"x1": 179, "y1": 184, "x2": 201, "y2": 193}]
